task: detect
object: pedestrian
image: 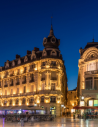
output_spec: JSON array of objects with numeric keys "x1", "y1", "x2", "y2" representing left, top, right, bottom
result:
[
  {"x1": 21, "y1": 118, "x2": 24, "y2": 126},
  {"x1": 31, "y1": 116, "x2": 34, "y2": 126}
]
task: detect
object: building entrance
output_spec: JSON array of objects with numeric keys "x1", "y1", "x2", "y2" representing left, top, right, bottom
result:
[{"x1": 50, "y1": 106, "x2": 56, "y2": 115}]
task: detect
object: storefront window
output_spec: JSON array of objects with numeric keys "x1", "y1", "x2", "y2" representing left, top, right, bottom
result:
[
  {"x1": 89, "y1": 100, "x2": 93, "y2": 106},
  {"x1": 71, "y1": 109, "x2": 75, "y2": 113},
  {"x1": 94, "y1": 100, "x2": 98, "y2": 106},
  {"x1": 80, "y1": 101, "x2": 84, "y2": 106}
]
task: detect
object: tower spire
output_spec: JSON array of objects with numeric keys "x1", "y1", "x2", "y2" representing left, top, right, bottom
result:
[{"x1": 48, "y1": 16, "x2": 54, "y2": 37}]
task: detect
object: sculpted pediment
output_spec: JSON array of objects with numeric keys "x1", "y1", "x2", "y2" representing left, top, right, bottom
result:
[{"x1": 85, "y1": 53, "x2": 98, "y2": 61}]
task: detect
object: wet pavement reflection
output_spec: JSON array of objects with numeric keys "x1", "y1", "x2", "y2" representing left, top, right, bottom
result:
[{"x1": 0, "y1": 117, "x2": 98, "y2": 127}]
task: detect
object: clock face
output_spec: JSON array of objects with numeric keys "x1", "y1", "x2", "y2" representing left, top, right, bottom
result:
[
  {"x1": 43, "y1": 38, "x2": 47, "y2": 44},
  {"x1": 51, "y1": 37, "x2": 56, "y2": 43}
]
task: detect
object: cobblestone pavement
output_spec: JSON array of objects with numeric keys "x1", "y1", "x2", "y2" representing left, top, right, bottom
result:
[{"x1": 0, "y1": 117, "x2": 98, "y2": 127}]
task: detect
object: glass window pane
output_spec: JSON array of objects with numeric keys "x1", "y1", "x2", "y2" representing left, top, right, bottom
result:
[
  {"x1": 94, "y1": 100, "x2": 98, "y2": 106},
  {"x1": 89, "y1": 100, "x2": 93, "y2": 106}
]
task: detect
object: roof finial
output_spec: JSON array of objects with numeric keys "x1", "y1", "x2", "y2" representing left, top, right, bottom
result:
[
  {"x1": 92, "y1": 35, "x2": 94, "y2": 42},
  {"x1": 48, "y1": 16, "x2": 54, "y2": 37}
]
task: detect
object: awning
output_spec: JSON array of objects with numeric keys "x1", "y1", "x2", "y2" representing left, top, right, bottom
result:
[
  {"x1": 11, "y1": 106, "x2": 30, "y2": 110},
  {"x1": 73, "y1": 106, "x2": 98, "y2": 109},
  {"x1": 0, "y1": 106, "x2": 12, "y2": 110},
  {"x1": 0, "y1": 106, "x2": 44, "y2": 110}
]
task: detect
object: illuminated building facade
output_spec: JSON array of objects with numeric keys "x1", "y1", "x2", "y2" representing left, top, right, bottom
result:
[
  {"x1": 77, "y1": 40, "x2": 98, "y2": 108},
  {"x1": 67, "y1": 88, "x2": 78, "y2": 114},
  {"x1": 0, "y1": 25, "x2": 67, "y2": 116}
]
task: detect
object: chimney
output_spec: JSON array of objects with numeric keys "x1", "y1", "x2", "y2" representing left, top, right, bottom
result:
[
  {"x1": 16, "y1": 54, "x2": 20, "y2": 59},
  {"x1": 34, "y1": 47, "x2": 39, "y2": 51},
  {"x1": 27, "y1": 50, "x2": 31, "y2": 55}
]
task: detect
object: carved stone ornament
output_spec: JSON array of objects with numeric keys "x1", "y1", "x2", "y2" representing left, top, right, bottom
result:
[
  {"x1": 85, "y1": 53, "x2": 98, "y2": 61},
  {"x1": 45, "y1": 60, "x2": 51, "y2": 66}
]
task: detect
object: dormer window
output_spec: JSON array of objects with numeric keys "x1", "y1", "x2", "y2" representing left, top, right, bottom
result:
[
  {"x1": 12, "y1": 60, "x2": 15, "y2": 67},
  {"x1": 50, "y1": 50, "x2": 57, "y2": 56},
  {"x1": 31, "y1": 51, "x2": 36, "y2": 60},
  {"x1": 42, "y1": 49, "x2": 47, "y2": 57},
  {"x1": 5, "y1": 60, "x2": 9, "y2": 68},
  {"x1": 24, "y1": 56, "x2": 28, "y2": 62},
  {"x1": 18, "y1": 58, "x2": 21, "y2": 64}
]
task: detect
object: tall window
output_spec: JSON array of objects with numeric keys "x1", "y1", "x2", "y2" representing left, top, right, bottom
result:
[
  {"x1": 24, "y1": 86, "x2": 26, "y2": 93},
  {"x1": 5, "y1": 90, "x2": 7, "y2": 95},
  {"x1": 16, "y1": 99, "x2": 19, "y2": 105},
  {"x1": 50, "y1": 96, "x2": 56, "y2": 103},
  {"x1": 31, "y1": 85, "x2": 34, "y2": 92},
  {"x1": 42, "y1": 83, "x2": 44, "y2": 90},
  {"x1": 11, "y1": 89, "x2": 13, "y2": 95},
  {"x1": 51, "y1": 71, "x2": 56, "y2": 80},
  {"x1": 22, "y1": 98, "x2": 26, "y2": 104},
  {"x1": 51, "y1": 83, "x2": 55, "y2": 91},
  {"x1": 41, "y1": 96, "x2": 44, "y2": 103},
  {"x1": 17, "y1": 88, "x2": 19, "y2": 94},
  {"x1": 94, "y1": 77, "x2": 98, "y2": 90},
  {"x1": 85, "y1": 77, "x2": 92, "y2": 89}
]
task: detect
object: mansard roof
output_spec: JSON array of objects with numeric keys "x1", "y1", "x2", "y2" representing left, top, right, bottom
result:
[
  {"x1": 0, "y1": 47, "x2": 62, "y2": 71},
  {"x1": 80, "y1": 42, "x2": 98, "y2": 56}
]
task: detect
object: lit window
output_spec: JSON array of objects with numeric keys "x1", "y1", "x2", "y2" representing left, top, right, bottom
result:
[
  {"x1": 80, "y1": 101, "x2": 84, "y2": 106},
  {"x1": 89, "y1": 100, "x2": 93, "y2": 106},
  {"x1": 71, "y1": 109, "x2": 75, "y2": 113}
]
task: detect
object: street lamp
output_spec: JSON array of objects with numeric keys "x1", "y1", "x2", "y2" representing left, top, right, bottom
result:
[{"x1": 81, "y1": 96, "x2": 84, "y2": 100}]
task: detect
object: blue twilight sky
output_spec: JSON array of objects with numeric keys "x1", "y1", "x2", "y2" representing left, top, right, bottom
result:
[{"x1": 0, "y1": 0, "x2": 98, "y2": 90}]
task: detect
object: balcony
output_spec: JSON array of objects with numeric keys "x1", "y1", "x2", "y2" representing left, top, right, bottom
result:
[
  {"x1": 29, "y1": 68, "x2": 34, "y2": 72},
  {"x1": 1, "y1": 92, "x2": 36, "y2": 98},
  {"x1": 41, "y1": 65, "x2": 45, "y2": 69},
  {"x1": 85, "y1": 70, "x2": 98, "y2": 75},
  {"x1": 39, "y1": 90, "x2": 62, "y2": 95},
  {"x1": 50, "y1": 65, "x2": 58, "y2": 69},
  {"x1": 82, "y1": 89, "x2": 98, "y2": 97}
]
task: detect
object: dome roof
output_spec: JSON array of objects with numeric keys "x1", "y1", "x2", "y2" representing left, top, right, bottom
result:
[{"x1": 43, "y1": 25, "x2": 60, "y2": 49}]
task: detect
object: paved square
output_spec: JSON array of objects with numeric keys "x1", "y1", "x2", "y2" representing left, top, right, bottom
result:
[{"x1": 0, "y1": 117, "x2": 98, "y2": 127}]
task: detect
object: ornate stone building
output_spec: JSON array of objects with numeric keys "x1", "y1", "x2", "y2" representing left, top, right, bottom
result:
[
  {"x1": 77, "y1": 40, "x2": 98, "y2": 108},
  {"x1": 67, "y1": 88, "x2": 78, "y2": 115},
  {"x1": 0, "y1": 25, "x2": 67, "y2": 116}
]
